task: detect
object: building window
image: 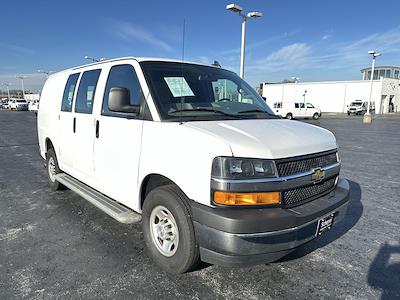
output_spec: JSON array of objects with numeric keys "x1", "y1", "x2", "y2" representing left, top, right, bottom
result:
[
  {"x1": 385, "y1": 69, "x2": 391, "y2": 78},
  {"x1": 373, "y1": 70, "x2": 379, "y2": 80},
  {"x1": 379, "y1": 69, "x2": 385, "y2": 79},
  {"x1": 395, "y1": 70, "x2": 399, "y2": 79}
]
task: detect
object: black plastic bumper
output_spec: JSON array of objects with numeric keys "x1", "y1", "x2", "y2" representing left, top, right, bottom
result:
[{"x1": 190, "y1": 178, "x2": 350, "y2": 267}]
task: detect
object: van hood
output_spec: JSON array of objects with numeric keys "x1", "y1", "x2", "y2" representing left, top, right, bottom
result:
[{"x1": 184, "y1": 119, "x2": 337, "y2": 159}]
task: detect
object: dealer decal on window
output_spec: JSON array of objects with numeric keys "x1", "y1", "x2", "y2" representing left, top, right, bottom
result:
[{"x1": 164, "y1": 77, "x2": 195, "y2": 98}]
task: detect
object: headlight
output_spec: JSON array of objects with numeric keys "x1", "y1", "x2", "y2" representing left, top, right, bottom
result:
[{"x1": 211, "y1": 157, "x2": 278, "y2": 179}]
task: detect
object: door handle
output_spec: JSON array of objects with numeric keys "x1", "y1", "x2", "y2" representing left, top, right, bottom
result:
[
  {"x1": 73, "y1": 117, "x2": 76, "y2": 133},
  {"x1": 95, "y1": 120, "x2": 99, "y2": 138}
]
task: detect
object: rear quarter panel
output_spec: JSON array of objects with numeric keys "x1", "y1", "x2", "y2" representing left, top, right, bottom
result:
[{"x1": 37, "y1": 73, "x2": 67, "y2": 159}]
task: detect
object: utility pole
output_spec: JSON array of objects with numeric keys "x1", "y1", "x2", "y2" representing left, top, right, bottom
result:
[{"x1": 16, "y1": 75, "x2": 26, "y2": 99}]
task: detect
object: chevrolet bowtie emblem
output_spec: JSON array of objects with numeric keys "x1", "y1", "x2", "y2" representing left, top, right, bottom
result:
[{"x1": 311, "y1": 168, "x2": 325, "y2": 183}]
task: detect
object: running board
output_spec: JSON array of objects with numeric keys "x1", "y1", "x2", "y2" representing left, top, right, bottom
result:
[{"x1": 55, "y1": 173, "x2": 141, "y2": 224}]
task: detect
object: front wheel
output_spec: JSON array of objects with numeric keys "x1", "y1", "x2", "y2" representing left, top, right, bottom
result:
[
  {"x1": 313, "y1": 113, "x2": 320, "y2": 120},
  {"x1": 142, "y1": 185, "x2": 200, "y2": 274},
  {"x1": 46, "y1": 148, "x2": 65, "y2": 191}
]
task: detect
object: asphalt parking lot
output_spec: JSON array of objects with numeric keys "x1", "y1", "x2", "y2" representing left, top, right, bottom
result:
[{"x1": 1, "y1": 111, "x2": 399, "y2": 299}]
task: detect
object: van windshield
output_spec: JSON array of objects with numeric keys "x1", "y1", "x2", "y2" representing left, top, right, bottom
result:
[
  {"x1": 140, "y1": 61, "x2": 277, "y2": 121},
  {"x1": 350, "y1": 102, "x2": 362, "y2": 106}
]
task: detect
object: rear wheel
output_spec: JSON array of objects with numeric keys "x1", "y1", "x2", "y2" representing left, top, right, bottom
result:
[
  {"x1": 286, "y1": 113, "x2": 293, "y2": 120},
  {"x1": 142, "y1": 185, "x2": 200, "y2": 274},
  {"x1": 46, "y1": 148, "x2": 65, "y2": 191},
  {"x1": 313, "y1": 113, "x2": 320, "y2": 120}
]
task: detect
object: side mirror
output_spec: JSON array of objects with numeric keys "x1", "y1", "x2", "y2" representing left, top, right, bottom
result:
[{"x1": 108, "y1": 87, "x2": 140, "y2": 114}]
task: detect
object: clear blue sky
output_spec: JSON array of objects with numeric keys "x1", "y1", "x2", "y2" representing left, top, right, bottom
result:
[{"x1": 1, "y1": 0, "x2": 400, "y2": 91}]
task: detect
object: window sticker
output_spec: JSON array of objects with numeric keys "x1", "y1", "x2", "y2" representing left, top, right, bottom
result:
[{"x1": 164, "y1": 77, "x2": 195, "y2": 97}]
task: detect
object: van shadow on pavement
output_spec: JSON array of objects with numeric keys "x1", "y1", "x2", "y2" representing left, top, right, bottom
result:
[
  {"x1": 278, "y1": 180, "x2": 363, "y2": 261},
  {"x1": 367, "y1": 242, "x2": 400, "y2": 299}
]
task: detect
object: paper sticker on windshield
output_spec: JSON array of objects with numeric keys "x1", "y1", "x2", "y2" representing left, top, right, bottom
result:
[{"x1": 164, "y1": 77, "x2": 195, "y2": 98}]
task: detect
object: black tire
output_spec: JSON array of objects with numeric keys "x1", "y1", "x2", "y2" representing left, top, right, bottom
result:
[
  {"x1": 46, "y1": 148, "x2": 65, "y2": 191},
  {"x1": 286, "y1": 113, "x2": 293, "y2": 120},
  {"x1": 313, "y1": 113, "x2": 320, "y2": 120},
  {"x1": 142, "y1": 184, "x2": 200, "y2": 274},
  {"x1": 347, "y1": 111, "x2": 350, "y2": 116}
]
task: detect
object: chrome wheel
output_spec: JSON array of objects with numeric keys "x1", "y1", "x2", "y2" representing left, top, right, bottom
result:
[
  {"x1": 48, "y1": 156, "x2": 56, "y2": 182},
  {"x1": 149, "y1": 205, "x2": 179, "y2": 257}
]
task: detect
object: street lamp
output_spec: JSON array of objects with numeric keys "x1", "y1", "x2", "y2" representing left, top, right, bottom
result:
[
  {"x1": 303, "y1": 90, "x2": 307, "y2": 106},
  {"x1": 84, "y1": 55, "x2": 107, "y2": 63},
  {"x1": 16, "y1": 75, "x2": 26, "y2": 100},
  {"x1": 2, "y1": 83, "x2": 11, "y2": 100},
  {"x1": 363, "y1": 50, "x2": 381, "y2": 124},
  {"x1": 226, "y1": 3, "x2": 262, "y2": 78}
]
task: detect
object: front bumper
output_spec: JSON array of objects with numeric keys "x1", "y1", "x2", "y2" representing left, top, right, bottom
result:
[{"x1": 190, "y1": 178, "x2": 350, "y2": 267}]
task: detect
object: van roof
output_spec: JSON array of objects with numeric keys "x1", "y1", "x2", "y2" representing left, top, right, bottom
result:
[{"x1": 50, "y1": 57, "x2": 221, "y2": 77}]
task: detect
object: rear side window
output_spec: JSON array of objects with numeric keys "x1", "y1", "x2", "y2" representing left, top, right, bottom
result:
[
  {"x1": 102, "y1": 64, "x2": 143, "y2": 116},
  {"x1": 75, "y1": 69, "x2": 101, "y2": 114},
  {"x1": 295, "y1": 103, "x2": 299, "y2": 108},
  {"x1": 61, "y1": 73, "x2": 80, "y2": 112}
]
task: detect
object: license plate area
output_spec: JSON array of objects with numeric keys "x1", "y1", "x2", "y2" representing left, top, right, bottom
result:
[{"x1": 316, "y1": 213, "x2": 335, "y2": 236}]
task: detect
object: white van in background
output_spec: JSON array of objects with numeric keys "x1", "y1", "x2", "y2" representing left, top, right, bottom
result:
[
  {"x1": 273, "y1": 102, "x2": 322, "y2": 120},
  {"x1": 37, "y1": 57, "x2": 349, "y2": 273},
  {"x1": 9, "y1": 99, "x2": 29, "y2": 111}
]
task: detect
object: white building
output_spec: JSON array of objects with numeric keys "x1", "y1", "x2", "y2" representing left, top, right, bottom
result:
[{"x1": 261, "y1": 66, "x2": 400, "y2": 114}]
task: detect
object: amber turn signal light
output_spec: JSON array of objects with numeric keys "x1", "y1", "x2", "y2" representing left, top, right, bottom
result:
[{"x1": 213, "y1": 191, "x2": 281, "y2": 206}]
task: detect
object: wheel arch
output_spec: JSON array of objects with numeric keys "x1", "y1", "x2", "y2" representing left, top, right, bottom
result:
[
  {"x1": 139, "y1": 173, "x2": 189, "y2": 212},
  {"x1": 45, "y1": 138, "x2": 54, "y2": 156}
]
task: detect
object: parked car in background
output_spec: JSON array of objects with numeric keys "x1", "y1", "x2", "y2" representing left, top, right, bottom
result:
[
  {"x1": 10, "y1": 99, "x2": 29, "y2": 111},
  {"x1": 2, "y1": 100, "x2": 10, "y2": 109},
  {"x1": 29, "y1": 99, "x2": 39, "y2": 112},
  {"x1": 0, "y1": 99, "x2": 8, "y2": 109},
  {"x1": 273, "y1": 101, "x2": 322, "y2": 120},
  {"x1": 347, "y1": 100, "x2": 375, "y2": 115}
]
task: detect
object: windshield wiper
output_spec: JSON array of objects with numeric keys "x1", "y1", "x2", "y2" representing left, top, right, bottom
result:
[
  {"x1": 237, "y1": 109, "x2": 280, "y2": 118},
  {"x1": 168, "y1": 108, "x2": 241, "y2": 118}
]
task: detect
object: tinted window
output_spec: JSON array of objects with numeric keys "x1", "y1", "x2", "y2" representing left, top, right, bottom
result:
[
  {"x1": 299, "y1": 103, "x2": 305, "y2": 108},
  {"x1": 102, "y1": 64, "x2": 143, "y2": 116},
  {"x1": 75, "y1": 69, "x2": 101, "y2": 114},
  {"x1": 307, "y1": 103, "x2": 314, "y2": 108},
  {"x1": 295, "y1": 103, "x2": 299, "y2": 108},
  {"x1": 61, "y1": 73, "x2": 79, "y2": 112}
]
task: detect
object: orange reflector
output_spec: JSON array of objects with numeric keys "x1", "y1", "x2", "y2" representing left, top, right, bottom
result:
[{"x1": 214, "y1": 191, "x2": 281, "y2": 206}]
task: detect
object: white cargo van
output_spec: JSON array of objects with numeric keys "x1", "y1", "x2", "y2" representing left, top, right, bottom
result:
[
  {"x1": 273, "y1": 101, "x2": 322, "y2": 120},
  {"x1": 38, "y1": 57, "x2": 349, "y2": 273}
]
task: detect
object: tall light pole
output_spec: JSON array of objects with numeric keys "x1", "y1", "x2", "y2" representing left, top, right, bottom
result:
[
  {"x1": 363, "y1": 50, "x2": 381, "y2": 124},
  {"x1": 2, "y1": 83, "x2": 11, "y2": 100},
  {"x1": 226, "y1": 4, "x2": 262, "y2": 78},
  {"x1": 16, "y1": 75, "x2": 26, "y2": 99}
]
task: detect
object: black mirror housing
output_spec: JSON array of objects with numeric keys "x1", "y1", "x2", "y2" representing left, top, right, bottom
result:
[{"x1": 108, "y1": 87, "x2": 140, "y2": 114}]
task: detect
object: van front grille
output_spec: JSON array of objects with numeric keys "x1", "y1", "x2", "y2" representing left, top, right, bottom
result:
[
  {"x1": 276, "y1": 151, "x2": 338, "y2": 177},
  {"x1": 283, "y1": 177, "x2": 336, "y2": 207}
]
